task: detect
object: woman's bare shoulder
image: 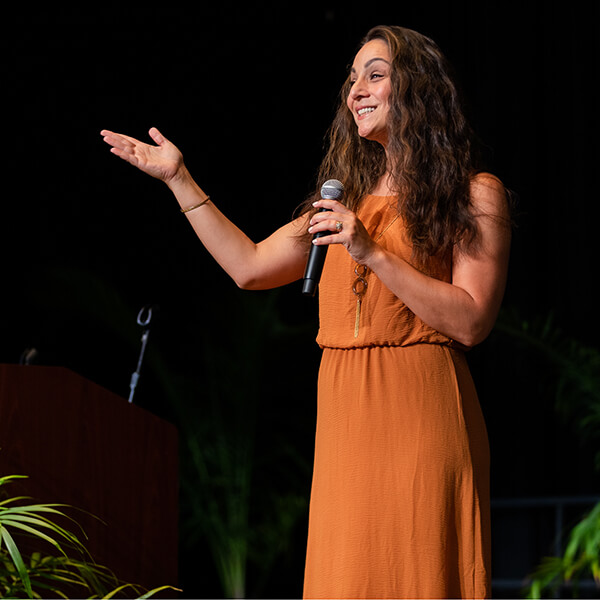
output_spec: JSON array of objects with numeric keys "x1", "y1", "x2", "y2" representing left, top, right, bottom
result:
[{"x1": 470, "y1": 171, "x2": 510, "y2": 219}]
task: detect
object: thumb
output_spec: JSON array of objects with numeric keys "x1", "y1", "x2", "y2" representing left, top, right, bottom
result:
[{"x1": 148, "y1": 126, "x2": 166, "y2": 146}]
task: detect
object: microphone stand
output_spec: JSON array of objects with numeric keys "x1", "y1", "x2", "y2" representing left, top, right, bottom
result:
[{"x1": 128, "y1": 305, "x2": 154, "y2": 404}]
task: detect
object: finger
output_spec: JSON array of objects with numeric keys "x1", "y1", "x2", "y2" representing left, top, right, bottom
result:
[
  {"x1": 108, "y1": 139, "x2": 135, "y2": 156},
  {"x1": 312, "y1": 232, "x2": 343, "y2": 246},
  {"x1": 309, "y1": 210, "x2": 345, "y2": 225},
  {"x1": 100, "y1": 130, "x2": 117, "y2": 146},
  {"x1": 109, "y1": 146, "x2": 139, "y2": 164},
  {"x1": 101, "y1": 133, "x2": 140, "y2": 163},
  {"x1": 148, "y1": 126, "x2": 166, "y2": 145},
  {"x1": 101, "y1": 131, "x2": 135, "y2": 152},
  {"x1": 308, "y1": 218, "x2": 346, "y2": 236},
  {"x1": 100, "y1": 129, "x2": 127, "y2": 143},
  {"x1": 312, "y1": 199, "x2": 348, "y2": 212}
]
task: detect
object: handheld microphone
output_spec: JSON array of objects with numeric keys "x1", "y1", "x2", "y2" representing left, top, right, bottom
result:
[{"x1": 302, "y1": 179, "x2": 345, "y2": 297}]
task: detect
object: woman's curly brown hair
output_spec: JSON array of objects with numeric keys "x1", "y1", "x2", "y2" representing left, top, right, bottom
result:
[{"x1": 301, "y1": 25, "x2": 485, "y2": 265}]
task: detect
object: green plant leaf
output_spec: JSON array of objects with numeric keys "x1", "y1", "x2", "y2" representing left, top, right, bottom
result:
[
  {"x1": 137, "y1": 584, "x2": 182, "y2": 598},
  {"x1": 0, "y1": 504, "x2": 90, "y2": 554},
  {"x1": 0, "y1": 474, "x2": 28, "y2": 487},
  {"x1": 1, "y1": 471, "x2": 176, "y2": 598},
  {"x1": 1, "y1": 524, "x2": 34, "y2": 598}
]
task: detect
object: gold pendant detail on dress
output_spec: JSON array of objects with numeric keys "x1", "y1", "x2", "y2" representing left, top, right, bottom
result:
[
  {"x1": 352, "y1": 264, "x2": 368, "y2": 338},
  {"x1": 350, "y1": 212, "x2": 399, "y2": 338}
]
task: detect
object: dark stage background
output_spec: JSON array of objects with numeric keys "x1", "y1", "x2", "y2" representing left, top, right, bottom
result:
[{"x1": 2, "y1": 2, "x2": 599, "y2": 597}]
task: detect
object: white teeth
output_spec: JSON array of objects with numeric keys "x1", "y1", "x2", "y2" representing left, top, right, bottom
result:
[{"x1": 358, "y1": 107, "x2": 375, "y2": 116}]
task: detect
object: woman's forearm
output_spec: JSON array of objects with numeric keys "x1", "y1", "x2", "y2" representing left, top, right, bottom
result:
[
  {"x1": 167, "y1": 167, "x2": 307, "y2": 290},
  {"x1": 310, "y1": 174, "x2": 511, "y2": 348},
  {"x1": 366, "y1": 247, "x2": 488, "y2": 347},
  {"x1": 168, "y1": 167, "x2": 258, "y2": 284}
]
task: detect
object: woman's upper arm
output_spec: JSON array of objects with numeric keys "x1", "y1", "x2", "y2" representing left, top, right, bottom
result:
[
  {"x1": 242, "y1": 214, "x2": 310, "y2": 290},
  {"x1": 451, "y1": 174, "x2": 512, "y2": 344}
]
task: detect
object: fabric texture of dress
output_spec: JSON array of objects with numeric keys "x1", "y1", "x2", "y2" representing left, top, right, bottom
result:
[{"x1": 303, "y1": 195, "x2": 491, "y2": 599}]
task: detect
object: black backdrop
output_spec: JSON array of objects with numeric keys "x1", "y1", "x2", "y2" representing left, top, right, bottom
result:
[{"x1": 2, "y1": 1, "x2": 599, "y2": 597}]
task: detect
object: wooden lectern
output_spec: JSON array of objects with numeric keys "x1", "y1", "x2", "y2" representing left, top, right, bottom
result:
[{"x1": 0, "y1": 364, "x2": 178, "y2": 591}]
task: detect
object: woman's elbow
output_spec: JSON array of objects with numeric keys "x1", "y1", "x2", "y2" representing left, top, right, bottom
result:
[
  {"x1": 454, "y1": 316, "x2": 496, "y2": 349},
  {"x1": 234, "y1": 272, "x2": 276, "y2": 291},
  {"x1": 235, "y1": 275, "x2": 260, "y2": 290},
  {"x1": 227, "y1": 265, "x2": 264, "y2": 290}
]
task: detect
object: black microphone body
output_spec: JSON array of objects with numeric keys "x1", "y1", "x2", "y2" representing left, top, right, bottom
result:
[{"x1": 302, "y1": 179, "x2": 345, "y2": 296}]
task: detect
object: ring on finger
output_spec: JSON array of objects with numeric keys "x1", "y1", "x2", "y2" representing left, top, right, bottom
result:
[{"x1": 335, "y1": 220, "x2": 343, "y2": 233}]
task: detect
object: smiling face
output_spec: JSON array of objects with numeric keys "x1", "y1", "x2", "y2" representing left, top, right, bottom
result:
[{"x1": 346, "y1": 39, "x2": 393, "y2": 147}]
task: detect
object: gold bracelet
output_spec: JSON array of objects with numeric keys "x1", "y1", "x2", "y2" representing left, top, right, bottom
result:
[{"x1": 180, "y1": 196, "x2": 210, "y2": 214}]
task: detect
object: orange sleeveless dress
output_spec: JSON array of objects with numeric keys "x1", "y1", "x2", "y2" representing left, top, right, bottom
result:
[{"x1": 303, "y1": 195, "x2": 491, "y2": 599}]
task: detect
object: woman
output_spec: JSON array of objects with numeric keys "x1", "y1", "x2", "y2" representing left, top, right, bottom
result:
[{"x1": 102, "y1": 25, "x2": 510, "y2": 599}]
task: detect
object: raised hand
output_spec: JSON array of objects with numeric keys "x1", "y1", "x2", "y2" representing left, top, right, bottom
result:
[{"x1": 100, "y1": 127, "x2": 184, "y2": 184}]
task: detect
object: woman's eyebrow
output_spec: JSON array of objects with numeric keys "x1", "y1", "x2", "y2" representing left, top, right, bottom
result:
[{"x1": 350, "y1": 57, "x2": 391, "y2": 74}]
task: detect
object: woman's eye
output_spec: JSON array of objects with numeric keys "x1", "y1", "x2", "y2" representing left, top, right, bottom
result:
[{"x1": 349, "y1": 72, "x2": 384, "y2": 86}]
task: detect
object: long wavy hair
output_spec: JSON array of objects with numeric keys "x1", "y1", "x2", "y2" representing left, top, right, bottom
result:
[{"x1": 300, "y1": 25, "x2": 483, "y2": 265}]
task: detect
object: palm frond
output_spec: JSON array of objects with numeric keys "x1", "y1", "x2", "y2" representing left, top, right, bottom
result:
[
  {"x1": 0, "y1": 473, "x2": 178, "y2": 599},
  {"x1": 1, "y1": 524, "x2": 34, "y2": 598}
]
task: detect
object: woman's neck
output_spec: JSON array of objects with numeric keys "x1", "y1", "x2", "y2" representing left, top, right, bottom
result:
[{"x1": 370, "y1": 172, "x2": 396, "y2": 196}]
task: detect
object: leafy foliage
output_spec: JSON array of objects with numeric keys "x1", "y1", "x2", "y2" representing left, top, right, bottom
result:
[
  {"x1": 493, "y1": 309, "x2": 600, "y2": 597},
  {"x1": 0, "y1": 474, "x2": 176, "y2": 599},
  {"x1": 18, "y1": 266, "x2": 316, "y2": 598},
  {"x1": 495, "y1": 308, "x2": 600, "y2": 460},
  {"x1": 525, "y1": 502, "x2": 600, "y2": 598},
  {"x1": 174, "y1": 290, "x2": 312, "y2": 598}
]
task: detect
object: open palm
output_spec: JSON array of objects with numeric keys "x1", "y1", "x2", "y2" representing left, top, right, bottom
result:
[{"x1": 100, "y1": 127, "x2": 183, "y2": 183}]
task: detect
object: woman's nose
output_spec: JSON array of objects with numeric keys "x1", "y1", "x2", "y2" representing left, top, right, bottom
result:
[{"x1": 349, "y1": 77, "x2": 368, "y2": 100}]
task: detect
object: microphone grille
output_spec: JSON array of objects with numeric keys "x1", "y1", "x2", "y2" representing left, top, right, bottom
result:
[{"x1": 321, "y1": 179, "x2": 344, "y2": 200}]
